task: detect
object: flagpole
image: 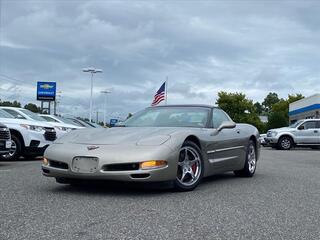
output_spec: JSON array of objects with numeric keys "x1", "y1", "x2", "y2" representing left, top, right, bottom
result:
[{"x1": 165, "y1": 76, "x2": 168, "y2": 105}]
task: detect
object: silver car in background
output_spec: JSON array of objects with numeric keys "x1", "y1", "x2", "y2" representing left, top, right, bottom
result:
[
  {"x1": 265, "y1": 119, "x2": 320, "y2": 150},
  {"x1": 42, "y1": 105, "x2": 260, "y2": 191}
]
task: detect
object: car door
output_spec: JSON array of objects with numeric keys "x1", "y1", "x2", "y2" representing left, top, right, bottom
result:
[
  {"x1": 206, "y1": 109, "x2": 245, "y2": 172},
  {"x1": 295, "y1": 121, "x2": 319, "y2": 144}
]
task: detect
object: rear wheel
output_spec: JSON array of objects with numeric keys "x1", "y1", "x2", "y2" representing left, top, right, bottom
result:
[
  {"x1": 234, "y1": 140, "x2": 257, "y2": 177},
  {"x1": 278, "y1": 136, "x2": 293, "y2": 150},
  {"x1": 0, "y1": 135, "x2": 21, "y2": 161},
  {"x1": 174, "y1": 141, "x2": 204, "y2": 191}
]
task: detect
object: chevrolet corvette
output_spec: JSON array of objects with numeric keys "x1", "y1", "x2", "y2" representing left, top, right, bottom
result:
[{"x1": 42, "y1": 105, "x2": 260, "y2": 191}]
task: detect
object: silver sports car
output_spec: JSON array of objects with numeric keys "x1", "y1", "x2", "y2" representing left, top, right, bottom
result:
[{"x1": 42, "y1": 105, "x2": 260, "y2": 191}]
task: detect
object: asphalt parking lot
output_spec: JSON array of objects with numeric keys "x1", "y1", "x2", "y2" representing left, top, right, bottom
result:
[{"x1": 1, "y1": 148, "x2": 319, "y2": 240}]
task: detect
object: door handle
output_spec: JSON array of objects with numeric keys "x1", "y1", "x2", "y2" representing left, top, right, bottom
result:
[
  {"x1": 314, "y1": 130, "x2": 319, "y2": 133},
  {"x1": 236, "y1": 129, "x2": 240, "y2": 134}
]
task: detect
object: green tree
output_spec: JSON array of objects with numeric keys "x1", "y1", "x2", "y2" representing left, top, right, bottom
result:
[
  {"x1": 266, "y1": 93, "x2": 305, "y2": 130},
  {"x1": 267, "y1": 111, "x2": 288, "y2": 130},
  {"x1": 0, "y1": 100, "x2": 21, "y2": 107},
  {"x1": 24, "y1": 103, "x2": 41, "y2": 113},
  {"x1": 254, "y1": 102, "x2": 263, "y2": 115},
  {"x1": 262, "y1": 92, "x2": 280, "y2": 112},
  {"x1": 216, "y1": 91, "x2": 266, "y2": 133}
]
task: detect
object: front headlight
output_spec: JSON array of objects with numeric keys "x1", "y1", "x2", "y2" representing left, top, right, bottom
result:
[
  {"x1": 55, "y1": 126, "x2": 72, "y2": 132},
  {"x1": 270, "y1": 131, "x2": 278, "y2": 137},
  {"x1": 20, "y1": 124, "x2": 44, "y2": 132}
]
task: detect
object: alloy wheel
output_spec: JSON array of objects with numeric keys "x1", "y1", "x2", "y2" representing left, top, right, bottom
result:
[
  {"x1": 281, "y1": 138, "x2": 291, "y2": 149},
  {"x1": 247, "y1": 144, "x2": 256, "y2": 173},
  {"x1": 176, "y1": 146, "x2": 202, "y2": 187},
  {"x1": 3, "y1": 140, "x2": 17, "y2": 158}
]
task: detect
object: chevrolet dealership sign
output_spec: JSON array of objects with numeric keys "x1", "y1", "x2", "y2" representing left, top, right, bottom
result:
[{"x1": 37, "y1": 82, "x2": 56, "y2": 101}]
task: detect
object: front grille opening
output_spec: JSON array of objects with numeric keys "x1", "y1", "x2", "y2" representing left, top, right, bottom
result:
[
  {"x1": 42, "y1": 168, "x2": 50, "y2": 174},
  {"x1": 49, "y1": 160, "x2": 68, "y2": 170},
  {"x1": 102, "y1": 163, "x2": 140, "y2": 171},
  {"x1": 131, "y1": 173, "x2": 150, "y2": 179},
  {"x1": 44, "y1": 128, "x2": 57, "y2": 141}
]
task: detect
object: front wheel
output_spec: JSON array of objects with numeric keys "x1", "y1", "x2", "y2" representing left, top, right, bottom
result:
[
  {"x1": 278, "y1": 136, "x2": 293, "y2": 150},
  {"x1": 0, "y1": 135, "x2": 22, "y2": 161},
  {"x1": 234, "y1": 140, "x2": 257, "y2": 177},
  {"x1": 174, "y1": 141, "x2": 204, "y2": 191}
]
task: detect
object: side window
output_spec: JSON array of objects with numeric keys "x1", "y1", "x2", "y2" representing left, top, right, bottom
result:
[
  {"x1": 3, "y1": 109, "x2": 26, "y2": 119},
  {"x1": 212, "y1": 109, "x2": 231, "y2": 128},
  {"x1": 300, "y1": 121, "x2": 317, "y2": 130}
]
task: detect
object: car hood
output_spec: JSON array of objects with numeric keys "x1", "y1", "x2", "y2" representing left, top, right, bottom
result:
[
  {"x1": 0, "y1": 117, "x2": 54, "y2": 128},
  {"x1": 269, "y1": 127, "x2": 292, "y2": 132},
  {"x1": 56, "y1": 127, "x2": 183, "y2": 145}
]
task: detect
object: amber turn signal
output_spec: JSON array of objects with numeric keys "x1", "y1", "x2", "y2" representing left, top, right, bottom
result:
[{"x1": 140, "y1": 160, "x2": 167, "y2": 170}]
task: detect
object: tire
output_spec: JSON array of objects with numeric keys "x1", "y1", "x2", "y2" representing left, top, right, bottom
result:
[
  {"x1": 234, "y1": 140, "x2": 257, "y2": 177},
  {"x1": 174, "y1": 141, "x2": 204, "y2": 191},
  {"x1": 0, "y1": 135, "x2": 22, "y2": 161},
  {"x1": 277, "y1": 136, "x2": 293, "y2": 150}
]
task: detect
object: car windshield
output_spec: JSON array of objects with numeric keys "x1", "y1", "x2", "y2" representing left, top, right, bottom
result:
[
  {"x1": 289, "y1": 120, "x2": 304, "y2": 128},
  {"x1": 20, "y1": 109, "x2": 46, "y2": 121},
  {"x1": 0, "y1": 109, "x2": 15, "y2": 118},
  {"x1": 123, "y1": 107, "x2": 210, "y2": 127},
  {"x1": 41, "y1": 115, "x2": 59, "y2": 122},
  {"x1": 53, "y1": 116, "x2": 79, "y2": 125}
]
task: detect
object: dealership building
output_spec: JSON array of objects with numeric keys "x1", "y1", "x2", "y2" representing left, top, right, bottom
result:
[{"x1": 289, "y1": 94, "x2": 320, "y2": 123}]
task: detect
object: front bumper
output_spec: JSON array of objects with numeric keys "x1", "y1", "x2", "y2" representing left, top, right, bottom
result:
[
  {"x1": 264, "y1": 137, "x2": 279, "y2": 145},
  {"x1": 42, "y1": 143, "x2": 179, "y2": 182},
  {"x1": 23, "y1": 129, "x2": 55, "y2": 148}
]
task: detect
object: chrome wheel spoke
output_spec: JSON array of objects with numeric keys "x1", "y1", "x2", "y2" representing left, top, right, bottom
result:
[
  {"x1": 176, "y1": 146, "x2": 201, "y2": 186},
  {"x1": 189, "y1": 169, "x2": 196, "y2": 180},
  {"x1": 181, "y1": 169, "x2": 187, "y2": 182}
]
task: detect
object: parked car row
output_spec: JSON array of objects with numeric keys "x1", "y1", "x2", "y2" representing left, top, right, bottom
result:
[{"x1": 0, "y1": 106, "x2": 101, "y2": 161}]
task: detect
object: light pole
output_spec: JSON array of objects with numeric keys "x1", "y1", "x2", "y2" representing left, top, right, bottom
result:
[
  {"x1": 101, "y1": 89, "x2": 111, "y2": 127},
  {"x1": 82, "y1": 67, "x2": 103, "y2": 122}
]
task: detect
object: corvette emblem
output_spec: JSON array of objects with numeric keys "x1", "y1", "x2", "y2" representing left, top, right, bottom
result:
[{"x1": 87, "y1": 146, "x2": 99, "y2": 151}]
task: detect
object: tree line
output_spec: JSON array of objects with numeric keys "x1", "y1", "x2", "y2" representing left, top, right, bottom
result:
[
  {"x1": 0, "y1": 100, "x2": 41, "y2": 113},
  {"x1": 216, "y1": 92, "x2": 304, "y2": 133},
  {"x1": 1, "y1": 92, "x2": 305, "y2": 132}
]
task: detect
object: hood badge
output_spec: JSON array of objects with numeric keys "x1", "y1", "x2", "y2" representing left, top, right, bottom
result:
[{"x1": 87, "y1": 146, "x2": 99, "y2": 151}]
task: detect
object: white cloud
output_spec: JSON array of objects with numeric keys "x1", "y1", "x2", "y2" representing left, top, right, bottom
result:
[{"x1": 1, "y1": 0, "x2": 320, "y2": 120}]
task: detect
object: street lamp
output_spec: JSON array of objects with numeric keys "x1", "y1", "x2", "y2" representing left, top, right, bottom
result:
[
  {"x1": 82, "y1": 67, "x2": 103, "y2": 122},
  {"x1": 101, "y1": 89, "x2": 112, "y2": 127}
]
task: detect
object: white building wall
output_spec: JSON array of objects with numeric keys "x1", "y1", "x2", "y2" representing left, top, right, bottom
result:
[{"x1": 289, "y1": 94, "x2": 320, "y2": 112}]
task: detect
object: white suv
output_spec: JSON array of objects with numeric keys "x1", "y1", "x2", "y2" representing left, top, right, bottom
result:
[
  {"x1": 0, "y1": 109, "x2": 57, "y2": 161},
  {"x1": 0, "y1": 107, "x2": 77, "y2": 139}
]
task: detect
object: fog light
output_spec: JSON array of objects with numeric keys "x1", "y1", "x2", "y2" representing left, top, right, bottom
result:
[
  {"x1": 140, "y1": 160, "x2": 167, "y2": 170},
  {"x1": 43, "y1": 157, "x2": 49, "y2": 166}
]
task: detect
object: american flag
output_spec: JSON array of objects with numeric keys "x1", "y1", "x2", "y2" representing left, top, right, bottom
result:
[{"x1": 151, "y1": 82, "x2": 166, "y2": 106}]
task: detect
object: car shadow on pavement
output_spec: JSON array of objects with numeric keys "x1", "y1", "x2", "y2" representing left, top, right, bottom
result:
[
  {"x1": 45, "y1": 172, "x2": 240, "y2": 196},
  {"x1": 49, "y1": 180, "x2": 174, "y2": 196}
]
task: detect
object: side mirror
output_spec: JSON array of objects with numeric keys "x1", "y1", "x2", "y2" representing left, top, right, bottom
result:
[
  {"x1": 217, "y1": 121, "x2": 236, "y2": 132},
  {"x1": 298, "y1": 125, "x2": 305, "y2": 130},
  {"x1": 211, "y1": 121, "x2": 236, "y2": 136}
]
